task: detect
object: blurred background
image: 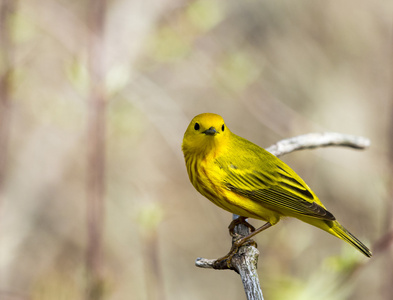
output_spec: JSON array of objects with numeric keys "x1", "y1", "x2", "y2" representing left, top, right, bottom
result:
[{"x1": 0, "y1": 0, "x2": 392, "y2": 299}]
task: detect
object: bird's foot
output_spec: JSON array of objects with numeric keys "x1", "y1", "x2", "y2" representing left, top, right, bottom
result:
[
  {"x1": 212, "y1": 238, "x2": 257, "y2": 270},
  {"x1": 228, "y1": 216, "x2": 255, "y2": 238}
]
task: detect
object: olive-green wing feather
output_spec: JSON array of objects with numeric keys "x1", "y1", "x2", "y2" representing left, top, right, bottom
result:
[{"x1": 222, "y1": 160, "x2": 335, "y2": 221}]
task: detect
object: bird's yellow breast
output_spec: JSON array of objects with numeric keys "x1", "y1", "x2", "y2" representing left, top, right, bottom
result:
[{"x1": 185, "y1": 152, "x2": 282, "y2": 224}]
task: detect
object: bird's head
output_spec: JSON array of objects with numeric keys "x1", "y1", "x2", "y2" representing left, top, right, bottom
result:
[{"x1": 182, "y1": 113, "x2": 230, "y2": 157}]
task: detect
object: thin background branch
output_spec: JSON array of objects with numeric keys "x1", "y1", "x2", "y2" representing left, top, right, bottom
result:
[
  {"x1": 86, "y1": 0, "x2": 107, "y2": 299},
  {"x1": 0, "y1": 0, "x2": 16, "y2": 212}
]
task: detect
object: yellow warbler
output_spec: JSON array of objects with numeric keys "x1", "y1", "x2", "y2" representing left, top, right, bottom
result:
[{"x1": 182, "y1": 113, "x2": 371, "y2": 258}]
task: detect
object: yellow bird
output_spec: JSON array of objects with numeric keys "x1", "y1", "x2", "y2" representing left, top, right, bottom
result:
[{"x1": 182, "y1": 113, "x2": 372, "y2": 260}]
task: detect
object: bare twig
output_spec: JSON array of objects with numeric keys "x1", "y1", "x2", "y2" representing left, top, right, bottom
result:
[
  {"x1": 265, "y1": 132, "x2": 370, "y2": 157},
  {"x1": 195, "y1": 132, "x2": 371, "y2": 300},
  {"x1": 232, "y1": 246, "x2": 264, "y2": 300}
]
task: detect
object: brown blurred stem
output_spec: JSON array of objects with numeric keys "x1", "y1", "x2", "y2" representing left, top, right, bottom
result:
[
  {"x1": 381, "y1": 42, "x2": 393, "y2": 299},
  {"x1": 86, "y1": 0, "x2": 107, "y2": 299},
  {"x1": 195, "y1": 132, "x2": 371, "y2": 300},
  {"x1": 0, "y1": 0, "x2": 16, "y2": 208}
]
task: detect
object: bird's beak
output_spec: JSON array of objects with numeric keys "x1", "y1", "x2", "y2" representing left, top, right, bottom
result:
[{"x1": 203, "y1": 127, "x2": 218, "y2": 136}]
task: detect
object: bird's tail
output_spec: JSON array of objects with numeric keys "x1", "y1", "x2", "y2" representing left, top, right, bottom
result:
[{"x1": 328, "y1": 221, "x2": 372, "y2": 258}]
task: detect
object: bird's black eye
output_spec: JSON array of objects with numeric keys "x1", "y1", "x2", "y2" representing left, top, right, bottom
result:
[
  {"x1": 194, "y1": 123, "x2": 200, "y2": 130},
  {"x1": 222, "y1": 124, "x2": 225, "y2": 131}
]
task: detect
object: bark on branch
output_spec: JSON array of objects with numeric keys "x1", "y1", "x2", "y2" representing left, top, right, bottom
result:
[{"x1": 195, "y1": 132, "x2": 371, "y2": 300}]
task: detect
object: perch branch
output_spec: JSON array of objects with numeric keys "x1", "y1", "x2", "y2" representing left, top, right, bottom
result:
[
  {"x1": 195, "y1": 132, "x2": 370, "y2": 300},
  {"x1": 265, "y1": 132, "x2": 370, "y2": 157}
]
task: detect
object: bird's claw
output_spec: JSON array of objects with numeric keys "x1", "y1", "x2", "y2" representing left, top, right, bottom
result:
[
  {"x1": 212, "y1": 238, "x2": 257, "y2": 270},
  {"x1": 228, "y1": 216, "x2": 256, "y2": 237}
]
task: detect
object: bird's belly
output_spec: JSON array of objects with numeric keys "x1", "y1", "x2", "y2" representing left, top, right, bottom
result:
[
  {"x1": 195, "y1": 164, "x2": 281, "y2": 224},
  {"x1": 220, "y1": 189, "x2": 281, "y2": 224},
  {"x1": 187, "y1": 155, "x2": 281, "y2": 224}
]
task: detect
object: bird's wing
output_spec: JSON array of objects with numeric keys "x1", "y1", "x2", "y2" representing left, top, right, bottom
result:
[{"x1": 223, "y1": 162, "x2": 335, "y2": 221}]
